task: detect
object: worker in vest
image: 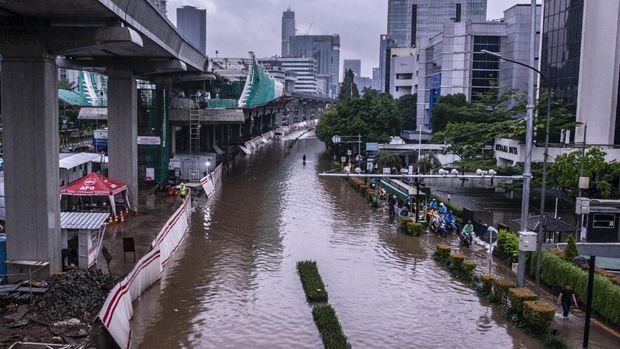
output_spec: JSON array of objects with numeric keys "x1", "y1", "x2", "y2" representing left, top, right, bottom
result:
[{"x1": 179, "y1": 183, "x2": 188, "y2": 199}]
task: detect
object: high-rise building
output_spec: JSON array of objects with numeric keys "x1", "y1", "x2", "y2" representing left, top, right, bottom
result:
[
  {"x1": 290, "y1": 35, "x2": 340, "y2": 98},
  {"x1": 281, "y1": 8, "x2": 296, "y2": 57},
  {"x1": 343, "y1": 59, "x2": 361, "y2": 79},
  {"x1": 372, "y1": 67, "x2": 381, "y2": 90},
  {"x1": 379, "y1": 34, "x2": 396, "y2": 93},
  {"x1": 539, "y1": 0, "x2": 620, "y2": 146},
  {"x1": 259, "y1": 57, "x2": 320, "y2": 96},
  {"x1": 416, "y1": 4, "x2": 541, "y2": 131},
  {"x1": 151, "y1": 0, "x2": 167, "y2": 16},
  {"x1": 387, "y1": 0, "x2": 487, "y2": 48},
  {"x1": 177, "y1": 6, "x2": 207, "y2": 54}
]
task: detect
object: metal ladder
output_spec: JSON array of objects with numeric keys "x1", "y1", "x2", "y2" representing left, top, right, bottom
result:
[{"x1": 189, "y1": 107, "x2": 201, "y2": 155}]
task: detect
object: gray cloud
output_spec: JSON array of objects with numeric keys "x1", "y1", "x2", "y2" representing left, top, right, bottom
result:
[{"x1": 168, "y1": 0, "x2": 538, "y2": 78}]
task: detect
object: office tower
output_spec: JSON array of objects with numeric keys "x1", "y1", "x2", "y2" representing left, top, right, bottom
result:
[
  {"x1": 290, "y1": 35, "x2": 340, "y2": 98},
  {"x1": 282, "y1": 8, "x2": 296, "y2": 57},
  {"x1": 177, "y1": 6, "x2": 207, "y2": 54},
  {"x1": 387, "y1": 0, "x2": 487, "y2": 48},
  {"x1": 343, "y1": 59, "x2": 361, "y2": 79}
]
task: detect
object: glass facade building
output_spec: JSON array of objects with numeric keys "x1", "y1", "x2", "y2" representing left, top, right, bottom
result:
[
  {"x1": 387, "y1": 0, "x2": 487, "y2": 48},
  {"x1": 471, "y1": 36, "x2": 501, "y2": 97},
  {"x1": 540, "y1": 0, "x2": 583, "y2": 113}
]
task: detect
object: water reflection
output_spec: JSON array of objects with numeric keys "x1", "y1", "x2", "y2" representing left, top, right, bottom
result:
[{"x1": 132, "y1": 137, "x2": 541, "y2": 349}]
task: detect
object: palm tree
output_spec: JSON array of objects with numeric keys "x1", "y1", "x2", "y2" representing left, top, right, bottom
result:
[{"x1": 374, "y1": 150, "x2": 402, "y2": 172}]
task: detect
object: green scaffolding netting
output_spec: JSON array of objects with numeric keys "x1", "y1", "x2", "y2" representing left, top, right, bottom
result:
[{"x1": 243, "y1": 59, "x2": 276, "y2": 108}]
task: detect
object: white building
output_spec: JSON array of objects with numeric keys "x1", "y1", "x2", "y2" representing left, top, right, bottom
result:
[
  {"x1": 389, "y1": 47, "x2": 418, "y2": 98},
  {"x1": 259, "y1": 57, "x2": 319, "y2": 96},
  {"x1": 416, "y1": 4, "x2": 540, "y2": 132}
]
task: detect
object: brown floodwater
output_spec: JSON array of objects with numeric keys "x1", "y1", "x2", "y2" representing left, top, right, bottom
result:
[{"x1": 129, "y1": 136, "x2": 542, "y2": 349}]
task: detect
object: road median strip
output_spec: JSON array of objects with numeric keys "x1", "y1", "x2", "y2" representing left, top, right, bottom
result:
[{"x1": 297, "y1": 260, "x2": 351, "y2": 349}]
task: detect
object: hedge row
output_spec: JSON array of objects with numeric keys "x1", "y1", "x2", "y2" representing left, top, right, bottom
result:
[
  {"x1": 399, "y1": 216, "x2": 422, "y2": 236},
  {"x1": 434, "y1": 244, "x2": 477, "y2": 281},
  {"x1": 312, "y1": 304, "x2": 352, "y2": 349},
  {"x1": 297, "y1": 260, "x2": 328, "y2": 302},
  {"x1": 534, "y1": 250, "x2": 620, "y2": 327}
]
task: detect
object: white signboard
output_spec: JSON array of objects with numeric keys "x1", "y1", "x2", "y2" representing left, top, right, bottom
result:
[
  {"x1": 137, "y1": 136, "x2": 161, "y2": 145},
  {"x1": 145, "y1": 168, "x2": 155, "y2": 181}
]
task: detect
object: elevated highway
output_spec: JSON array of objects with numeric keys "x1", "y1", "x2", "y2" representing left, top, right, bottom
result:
[{"x1": 0, "y1": 0, "x2": 207, "y2": 275}]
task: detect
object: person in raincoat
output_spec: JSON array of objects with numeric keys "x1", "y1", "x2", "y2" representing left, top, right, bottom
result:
[
  {"x1": 429, "y1": 198, "x2": 439, "y2": 210},
  {"x1": 179, "y1": 183, "x2": 188, "y2": 199},
  {"x1": 438, "y1": 202, "x2": 448, "y2": 215}
]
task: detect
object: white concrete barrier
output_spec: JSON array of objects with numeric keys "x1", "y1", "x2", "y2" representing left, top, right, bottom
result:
[
  {"x1": 99, "y1": 193, "x2": 192, "y2": 348},
  {"x1": 200, "y1": 164, "x2": 223, "y2": 198}
]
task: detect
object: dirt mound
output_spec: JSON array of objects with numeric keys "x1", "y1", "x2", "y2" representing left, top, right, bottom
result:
[{"x1": 32, "y1": 269, "x2": 112, "y2": 322}]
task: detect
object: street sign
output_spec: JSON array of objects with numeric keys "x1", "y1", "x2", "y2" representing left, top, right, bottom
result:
[
  {"x1": 366, "y1": 142, "x2": 378, "y2": 151},
  {"x1": 332, "y1": 135, "x2": 341, "y2": 144},
  {"x1": 347, "y1": 149, "x2": 352, "y2": 156},
  {"x1": 366, "y1": 162, "x2": 374, "y2": 171}
]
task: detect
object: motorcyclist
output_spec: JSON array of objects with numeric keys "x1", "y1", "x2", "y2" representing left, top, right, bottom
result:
[
  {"x1": 462, "y1": 220, "x2": 474, "y2": 235},
  {"x1": 438, "y1": 202, "x2": 448, "y2": 215},
  {"x1": 429, "y1": 198, "x2": 439, "y2": 210},
  {"x1": 444, "y1": 211, "x2": 455, "y2": 225}
]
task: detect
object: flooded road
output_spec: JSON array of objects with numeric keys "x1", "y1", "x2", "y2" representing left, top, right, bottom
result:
[{"x1": 131, "y1": 136, "x2": 541, "y2": 348}]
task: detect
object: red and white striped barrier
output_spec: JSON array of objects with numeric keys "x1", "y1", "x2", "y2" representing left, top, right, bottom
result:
[
  {"x1": 200, "y1": 164, "x2": 223, "y2": 198},
  {"x1": 99, "y1": 192, "x2": 192, "y2": 348}
]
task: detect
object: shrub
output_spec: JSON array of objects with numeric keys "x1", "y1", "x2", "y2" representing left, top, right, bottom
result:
[
  {"x1": 435, "y1": 244, "x2": 451, "y2": 262},
  {"x1": 508, "y1": 288, "x2": 538, "y2": 315},
  {"x1": 480, "y1": 274, "x2": 495, "y2": 293},
  {"x1": 493, "y1": 279, "x2": 517, "y2": 304},
  {"x1": 543, "y1": 331, "x2": 568, "y2": 349},
  {"x1": 538, "y1": 250, "x2": 620, "y2": 327},
  {"x1": 406, "y1": 222, "x2": 422, "y2": 236},
  {"x1": 463, "y1": 260, "x2": 476, "y2": 273},
  {"x1": 312, "y1": 304, "x2": 351, "y2": 349},
  {"x1": 450, "y1": 253, "x2": 465, "y2": 266},
  {"x1": 297, "y1": 260, "x2": 329, "y2": 302},
  {"x1": 496, "y1": 229, "x2": 520, "y2": 262},
  {"x1": 523, "y1": 300, "x2": 555, "y2": 333},
  {"x1": 563, "y1": 234, "x2": 579, "y2": 262}
]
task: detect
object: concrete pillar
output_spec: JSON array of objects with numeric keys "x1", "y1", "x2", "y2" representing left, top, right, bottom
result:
[
  {"x1": 1, "y1": 45, "x2": 61, "y2": 274},
  {"x1": 107, "y1": 69, "x2": 138, "y2": 205}
]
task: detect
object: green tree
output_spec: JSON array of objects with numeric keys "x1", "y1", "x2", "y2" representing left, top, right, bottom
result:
[
  {"x1": 563, "y1": 234, "x2": 579, "y2": 262},
  {"x1": 374, "y1": 150, "x2": 402, "y2": 171},
  {"x1": 548, "y1": 147, "x2": 607, "y2": 197},
  {"x1": 431, "y1": 93, "x2": 468, "y2": 132},
  {"x1": 338, "y1": 69, "x2": 359, "y2": 101},
  {"x1": 316, "y1": 92, "x2": 401, "y2": 152},
  {"x1": 418, "y1": 153, "x2": 442, "y2": 174},
  {"x1": 58, "y1": 78, "x2": 76, "y2": 91},
  {"x1": 398, "y1": 94, "x2": 417, "y2": 130}
]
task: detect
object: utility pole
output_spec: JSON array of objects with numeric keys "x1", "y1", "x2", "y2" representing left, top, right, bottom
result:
[
  {"x1": 576, "y1": 124, "x2": 587, "y2": 241},
  {"x1": 516, "y1": 0, "x2": 537, "y2": 288}
]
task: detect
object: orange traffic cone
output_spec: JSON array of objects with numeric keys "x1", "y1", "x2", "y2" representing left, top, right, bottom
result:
[
  {"x1": 114, "y1": 215, "x2": 119, "y2": 224},
  {"x1": 120, "y1": 214, "x2": 125, "y2": 223},
  {"x1": 108, "y1": 216, "x2": 114, "y2": 224}
]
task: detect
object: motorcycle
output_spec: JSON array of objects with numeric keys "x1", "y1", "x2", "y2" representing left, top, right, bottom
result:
[{"x1": 458, "y1": 229, "x2": 474, "y2": 247}]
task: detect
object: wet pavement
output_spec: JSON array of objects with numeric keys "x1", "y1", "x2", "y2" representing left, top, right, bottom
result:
[{"x1": 128, "y1": 136, "x2": 618, "y2": 348}]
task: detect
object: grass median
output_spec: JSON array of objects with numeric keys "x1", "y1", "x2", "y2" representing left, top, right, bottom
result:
[
  {"x1": 297, "y1": 260, "x2": 329, "y2": 302},
  {"x1": 312, "y1": 304, "x2": 352, "y2": 349}
]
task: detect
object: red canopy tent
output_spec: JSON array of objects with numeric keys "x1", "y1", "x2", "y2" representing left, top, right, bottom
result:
[{"x1": 60, "y1": 172, "x2": 130, "y2": 216}]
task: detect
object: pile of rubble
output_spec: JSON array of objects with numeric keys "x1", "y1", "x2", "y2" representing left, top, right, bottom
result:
[{"x1": 32, "y1": 269, "x2": 113, "y2": 322}]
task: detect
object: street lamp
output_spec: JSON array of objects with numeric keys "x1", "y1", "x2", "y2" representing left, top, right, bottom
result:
[{"x1": 481, "y1": 46, "x2": 552, "y2": 292}]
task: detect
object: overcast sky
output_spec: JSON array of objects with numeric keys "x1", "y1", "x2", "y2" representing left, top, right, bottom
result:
[{"x1": 167, "y1": 0, "x2": 539, "y2": 77}]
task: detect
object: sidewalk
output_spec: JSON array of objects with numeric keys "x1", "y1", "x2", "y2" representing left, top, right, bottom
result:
[
  {"x1": 454, "y1": 238, "x2": 620, "y2": 348},
  {"x1": 97, "y1": 190, "x2": 184, "y2": 277}
]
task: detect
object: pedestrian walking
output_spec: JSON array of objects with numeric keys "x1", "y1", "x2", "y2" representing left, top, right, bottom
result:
[
  {"x1": 388, "y1": 196, "x2": 397, "y2": 218},
  {"x1": 557, "y1": 285, "x2": 579, "y2": 318}
]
